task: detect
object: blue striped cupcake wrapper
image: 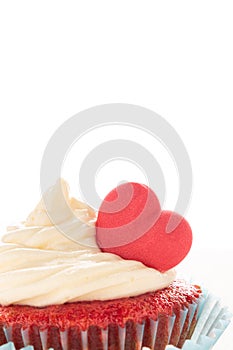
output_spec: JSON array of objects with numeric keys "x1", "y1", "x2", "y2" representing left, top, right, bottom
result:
[{"x1": 166, "y1": 290, "x2": 232, "y2": 349}]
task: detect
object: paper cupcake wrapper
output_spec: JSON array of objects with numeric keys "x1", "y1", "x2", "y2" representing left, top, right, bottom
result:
[
  {"x1": 0, "y1": 290, "x2": 231, "y2": 350},
  {"x1": 166, "y1": 289, "x2": 232, "y2": 350}
]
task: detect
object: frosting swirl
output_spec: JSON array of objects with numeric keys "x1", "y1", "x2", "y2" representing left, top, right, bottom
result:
[{"x1": 0, "y1": 179, "x2": 176, "y2": 307}]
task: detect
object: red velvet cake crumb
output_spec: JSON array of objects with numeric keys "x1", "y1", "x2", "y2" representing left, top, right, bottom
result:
[{"x1": 0, "y1": 281, "x2": 201, "y2": 330}]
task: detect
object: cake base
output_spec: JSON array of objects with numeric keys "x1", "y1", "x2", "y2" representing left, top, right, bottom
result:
[{"x1": 0, "y1": 280, "x2": 202, "y2": 350}]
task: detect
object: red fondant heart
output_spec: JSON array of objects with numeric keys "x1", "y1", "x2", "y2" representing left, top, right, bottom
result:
[{"x1": 96, "y1": 182, "x2": 192, "y2": 272}]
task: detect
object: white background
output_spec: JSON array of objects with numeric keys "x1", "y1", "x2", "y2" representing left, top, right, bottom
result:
[{"x1": 0, "y1": 1, "x2": 232, "y2": 349}]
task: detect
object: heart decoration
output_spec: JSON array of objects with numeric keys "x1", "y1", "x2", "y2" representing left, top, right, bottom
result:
[{"x1": 96, "y1": 182, "x2": 192, "y2": 272}]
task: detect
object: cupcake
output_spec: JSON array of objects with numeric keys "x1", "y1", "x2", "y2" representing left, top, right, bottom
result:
[{"x1": 0, "y1": 180, "x2": 230, "y2": 350}]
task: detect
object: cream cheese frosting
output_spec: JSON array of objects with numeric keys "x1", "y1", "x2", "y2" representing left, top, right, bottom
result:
[{"x1": 0, "y1": 179, "x2": 176, "y2": 307}]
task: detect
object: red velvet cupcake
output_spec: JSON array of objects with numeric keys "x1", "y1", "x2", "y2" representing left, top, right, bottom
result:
[
  {"x1": 0, "y1": 281, "x2": 202, "y2": 350},
  {"x1": 0, "y1": 180, "x2": 203, "y2": 350}
]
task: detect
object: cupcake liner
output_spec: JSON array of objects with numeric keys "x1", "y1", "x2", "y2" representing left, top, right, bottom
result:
[
  {"x1": 0, "y1": 291, "x2": 231, "y2": 350},
  {"x1": 166, "y1": 290, "x2": 232, "y2": 350}
]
